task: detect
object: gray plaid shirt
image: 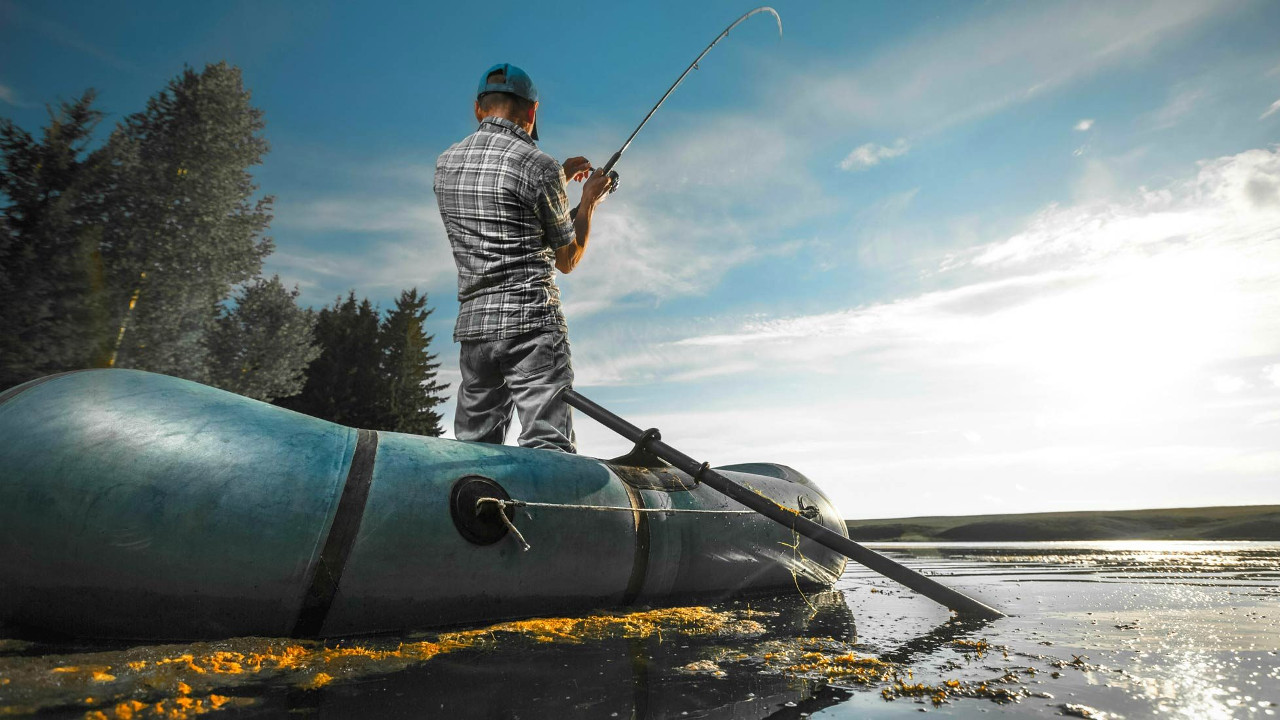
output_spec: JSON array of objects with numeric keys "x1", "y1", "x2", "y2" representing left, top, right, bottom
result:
[{"x1": 435, "y1": 117, "x2": 575, "y2": 342}]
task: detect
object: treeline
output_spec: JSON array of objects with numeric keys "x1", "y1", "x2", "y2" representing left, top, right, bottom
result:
[{"x1": 0, "y1": 62, "x2": 447, "y2": 435}]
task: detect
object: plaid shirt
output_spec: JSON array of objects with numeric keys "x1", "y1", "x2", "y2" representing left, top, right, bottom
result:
[{"x1": 434, "y1": 117, "x2": 576, "y2": 342}]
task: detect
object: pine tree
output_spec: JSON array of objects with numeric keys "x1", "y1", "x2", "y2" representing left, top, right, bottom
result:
[
  {"x1": 276, "y1": 289, "x2": 449, "y2": 435},
  {"x1": 206, "y1": 275, "x2": 320, "y2": 402},
  {"x1": 0, "y1": 91, "x2": 110, "y2": 390},
  {"x1": 95, "y1": 62, "x2": 273, "y2": 381},
  {"x1": 381, "y1": 288, "x2": 447, "y2": 436},
  {"x1": 276, "y1": 292, "x2": 384, "y2": 428}
]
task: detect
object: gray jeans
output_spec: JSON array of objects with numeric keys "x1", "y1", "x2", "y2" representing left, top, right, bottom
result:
[{"x1": 454, "y1": 328, "x2": 576, "y2": 453}]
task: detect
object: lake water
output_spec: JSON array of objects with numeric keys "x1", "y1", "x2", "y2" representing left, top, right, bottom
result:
[{"x1": 1, "y1": 541, "x2": 1277, "y2": 719}]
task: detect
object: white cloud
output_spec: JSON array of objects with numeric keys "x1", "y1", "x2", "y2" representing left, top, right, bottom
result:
[
  {"x1": 0, "y1": 82, "x2": 27, "y2": 108},
  {"x1": 1149, "y1": 86, "x2": 1207, "y2": 130},
  {"x1": 839, "y1": 139, "x2": 911, "y2": 171},
  {"x1": 568, "y1": 146, "x2": 1280, "y2": 515},
  {"x1": 1074, "y1": 119, "x2": 1095, "y2": 131},
  {"x1": 1212, "y1": 375, "x2": 1247, "y2": 394},
  {"x1": 783, "y1": 0, "x2": 1227, "y2": 136},
  {"x1": 555, "y1": 113, "x2": 822, "y2": 317},
  {"x1": 268, "y1": 192, "x2": 454, "y2": 306},
  {"x1": 1264, "y1": 365, "x2": 1280, "y2": 388},
  {"x1": 1261, "y1": 98, "x2": 1280, "y2": 120}
]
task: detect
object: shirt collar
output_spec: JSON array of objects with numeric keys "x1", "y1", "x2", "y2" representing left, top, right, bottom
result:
[{"x1": 479, "y1": 116, "x2": 535, "y2": 145}]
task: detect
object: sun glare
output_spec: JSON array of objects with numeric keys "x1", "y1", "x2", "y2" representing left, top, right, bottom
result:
[{"x1": 990, "y1": 248, "x2": 1246, "y2": 409}]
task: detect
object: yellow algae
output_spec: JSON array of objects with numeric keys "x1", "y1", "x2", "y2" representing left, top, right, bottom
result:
[
  {"x1": 953, "y1": 638, "x2": 990, "y2": 656},
  {"x1": 782, "y1": 651, "x2": 894, "y2": 684},
  {"x1": 300, "y1": 672, "x2": 334, "y2": 690},
  {"x1": 80, "y1": 694, "x2": 248, "y2": 720},
  {"x1": 3, "y1": 605, "x2": 766, "y2": 717},
  {"x1": 881, "y1": 680, "x2": 948, "y2": 705},
  {"x1": 466, "y1": 605, "x2": 763, "y2": 645}
]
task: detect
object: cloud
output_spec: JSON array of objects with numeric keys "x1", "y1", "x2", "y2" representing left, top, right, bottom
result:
[
  {"x1": 0, "y1": 82, "x2": 27, "y2": 107},
  {"x1": 1264, "y1": 365, "x2": 1280, "y2": 388},
  {"x1": 562, "y1": 146, "x2": 1280, "y2": 517},
  {"x1": 1262, "y1": 99, "x2": 1280, "y2": 120},
  {"x1": 553, "y1": 113, "x2": 824, "y2": 317},
  {"x1": 578, "y1": 146, "x2": 1280, "y2": 394},
  {"x1": 1212, "y1": 375, "x2": 1247, "y2": 394},
  {"x1": 268, "y1": 189, "x2": 455, "y2": 306},
  {"x1": 1074, "y1": 119, "x2": 1095, "y2": 131},
  {"x1": 782, "y1": 0, "x2": 1227, "y2": 137},
  {"x1": 839, "y1": 139, "x2": 910, "y2": 171},
  {"x1": 1149, "y1": 86, "x2": 1207, "y2": 130}
]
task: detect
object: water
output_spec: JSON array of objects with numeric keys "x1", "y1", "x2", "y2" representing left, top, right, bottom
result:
[{"x1": 1, "y1": 541, "x2": 1277, "y2": 719}]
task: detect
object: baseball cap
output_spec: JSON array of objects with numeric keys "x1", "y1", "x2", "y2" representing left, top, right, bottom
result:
[{"x1": 477, "y1": 62, "x2": 540, "y2": 141}]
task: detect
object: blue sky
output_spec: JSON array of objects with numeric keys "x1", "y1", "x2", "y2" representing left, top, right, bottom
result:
[{"x1": 4, "y1": 0, "x2": 1279, "y2": 518}]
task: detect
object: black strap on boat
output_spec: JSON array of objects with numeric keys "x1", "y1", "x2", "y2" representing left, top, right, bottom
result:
[
  {"x1": 293, "y1": 428, "x2": 379, "y2": 637},
  {"x1": 619, "y1": 482, "x2": 652, "y2": 605}
]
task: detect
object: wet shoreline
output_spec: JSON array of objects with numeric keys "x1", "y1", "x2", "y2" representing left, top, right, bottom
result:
[{"x1": 3, "y1": 541, "x2": 1277, "y2": 718}]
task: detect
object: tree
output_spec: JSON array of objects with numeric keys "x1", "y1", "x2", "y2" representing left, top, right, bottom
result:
[
  {"x1": 0, "y1": 91, "x2": 110, "y2": 390},
  {"x1": 275, "y1": 289, "x2": 449, "y2": 435},
  {"x1": 206, "y1": 275, "x2": 320, "y2": 402},
  {"x1": 95, "y1": 62, "x2": 273, "y2": 381},
  {"x1": 381, "y1": 288, "x2": 447, "y2": 436},
  {"x1": 276, "y1": 292, "x2": 385, "y2": 428}
]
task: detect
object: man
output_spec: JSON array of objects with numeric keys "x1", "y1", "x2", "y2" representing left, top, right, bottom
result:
[{"x1": 434, "y1": 63, "x2": 611, "y2": 453}]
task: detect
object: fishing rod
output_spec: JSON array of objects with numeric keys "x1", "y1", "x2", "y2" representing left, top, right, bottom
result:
[{"x1": 593, "y1": 6, "x2": 783, "y2": 193}]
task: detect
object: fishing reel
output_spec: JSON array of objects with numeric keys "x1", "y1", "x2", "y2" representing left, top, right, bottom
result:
[{"x1": 605, "y1": 170, "x2": 620, "y2": 194}]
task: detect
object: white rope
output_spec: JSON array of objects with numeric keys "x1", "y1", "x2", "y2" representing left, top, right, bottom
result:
[
  {"x1": 476, "y1": 497, "x2": 756, "y2": 516},
  {"x1": 490, "y1": 501, "x2": 532, "y2": 552},
  {"x1": 475, "y1": 496, "x2": 755, "y2": 552}
]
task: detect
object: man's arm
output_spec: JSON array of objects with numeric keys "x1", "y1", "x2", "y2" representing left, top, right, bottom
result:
[{"x1": 555, "y1": 169, "x2": 611, "y2": 274}]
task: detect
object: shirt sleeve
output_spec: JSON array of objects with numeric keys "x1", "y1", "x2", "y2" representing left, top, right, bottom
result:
[{"x1": 533, "y1": 156, "x2": 576, "y2": 250}]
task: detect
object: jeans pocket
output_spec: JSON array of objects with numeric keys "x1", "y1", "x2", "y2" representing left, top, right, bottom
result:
[{"x1": 512, "y1": 332, "x2": 559, "y2": 378}]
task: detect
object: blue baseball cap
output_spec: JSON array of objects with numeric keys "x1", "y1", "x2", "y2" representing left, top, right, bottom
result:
[{"x1": 477, "y1": 62, "x2": 539, "y2": 140}]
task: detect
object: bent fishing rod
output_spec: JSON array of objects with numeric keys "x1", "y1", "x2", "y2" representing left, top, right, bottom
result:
[{"x1": 588, "y1": 6, "x2": 783, "y2": 195}]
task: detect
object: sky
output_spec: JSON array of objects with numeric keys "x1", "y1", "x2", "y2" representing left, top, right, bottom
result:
[{"x1": 3, "y1": 0, "x2": 1279, "y2": 519}]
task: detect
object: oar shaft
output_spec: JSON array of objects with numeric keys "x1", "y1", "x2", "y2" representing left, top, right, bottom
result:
[{"x1": 563, "y1": 389, "x2": 1006, "y2": 620}]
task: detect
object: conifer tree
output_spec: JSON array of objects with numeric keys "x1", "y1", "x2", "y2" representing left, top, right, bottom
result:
[
  {"x1": 95, "y1": 62, "x2": 273, "y2": 381},
  {"x1": 206, "y1": 275, "x2": 320, "y2": 401},
  {"x1": 276, "y1": 292, "x2": 384, "y2": 428},
  {"x1": 276, "y1": 289, "x2": 449, "y2": 435},
  {"x1": 381, "y1": 288, "x2": 447, "y2": 436},
  {"x1": 0, "y1": 91, "x2": 110, "y2": 389}
]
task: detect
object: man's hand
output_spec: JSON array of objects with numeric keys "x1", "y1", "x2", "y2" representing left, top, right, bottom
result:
[
  {"x1": 582, "y1": 168, "x2": 612, "y2": 206},
  {"x1": 562, "y1": 156, "x2": 592, "y2": 183}
]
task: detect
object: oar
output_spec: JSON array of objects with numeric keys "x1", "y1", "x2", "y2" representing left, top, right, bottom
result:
[{"x1": 563, "y1": 389, "x2": 1006, "y2": 620}]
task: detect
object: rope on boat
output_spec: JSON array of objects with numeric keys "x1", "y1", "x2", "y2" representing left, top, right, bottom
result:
[{"x1": 475, "y1": 497, "x2": 755, "y2": 552}]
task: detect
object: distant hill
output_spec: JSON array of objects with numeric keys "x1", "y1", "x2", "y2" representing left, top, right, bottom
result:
[{"x1": 845, "y1": 505, "x2": 1280, "y2": 542}]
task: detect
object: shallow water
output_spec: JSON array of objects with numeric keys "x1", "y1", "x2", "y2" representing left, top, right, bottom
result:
[{"x1": 1, "y1": 541, "x2": 1277, "y2": 719}]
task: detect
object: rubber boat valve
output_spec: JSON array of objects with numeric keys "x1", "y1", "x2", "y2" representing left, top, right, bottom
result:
[{"x1": 450, "y1": 476, "x2": 515, "y2": 545}]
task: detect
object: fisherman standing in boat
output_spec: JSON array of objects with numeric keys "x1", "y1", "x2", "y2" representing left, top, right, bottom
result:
[{"x1": 434, "y1": 63, "x2": 612, "y2": 453}]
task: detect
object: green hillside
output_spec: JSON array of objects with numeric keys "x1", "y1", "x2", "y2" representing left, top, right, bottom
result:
[{"x1": 845, "y1": 505, "x2": 1280, "y2": 542}]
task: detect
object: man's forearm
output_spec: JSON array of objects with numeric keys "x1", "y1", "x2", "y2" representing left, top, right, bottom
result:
[{"x1": 556, "y1": 199, "x2": 598, "y2": 273}]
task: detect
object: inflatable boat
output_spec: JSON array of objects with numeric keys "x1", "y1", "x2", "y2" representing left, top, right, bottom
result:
[{"x1": 0, "y1": 369, "x2": 847, "y2": 639}]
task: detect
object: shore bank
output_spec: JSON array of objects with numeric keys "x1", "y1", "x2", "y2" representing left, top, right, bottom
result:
[{"x1": 845, "y1": 504, "x2": 1280, "y2": 542}]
